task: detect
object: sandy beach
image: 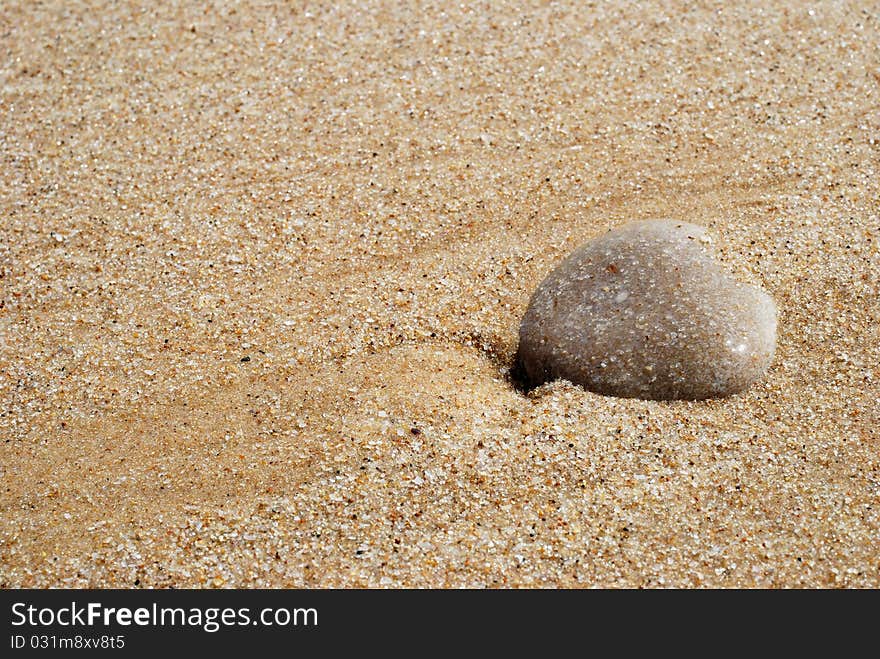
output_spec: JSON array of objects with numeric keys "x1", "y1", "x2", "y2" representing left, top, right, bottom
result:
[{"x1": 1, "y1": 0, "x2": 878, "y2": 587}]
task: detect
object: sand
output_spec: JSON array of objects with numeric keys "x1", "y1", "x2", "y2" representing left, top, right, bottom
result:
[{"x1": 0, "y1": 1, "x2": 877, "y2": 588}]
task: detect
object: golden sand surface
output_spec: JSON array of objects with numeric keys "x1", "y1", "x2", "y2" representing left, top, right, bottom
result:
[{"x1": 1, "y1": 1, "x2": 878, "y2": 587}]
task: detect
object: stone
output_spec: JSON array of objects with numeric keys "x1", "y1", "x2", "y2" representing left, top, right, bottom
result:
[{"x1": 516, "y1": 220, "x2": 777, "y2": 400}]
